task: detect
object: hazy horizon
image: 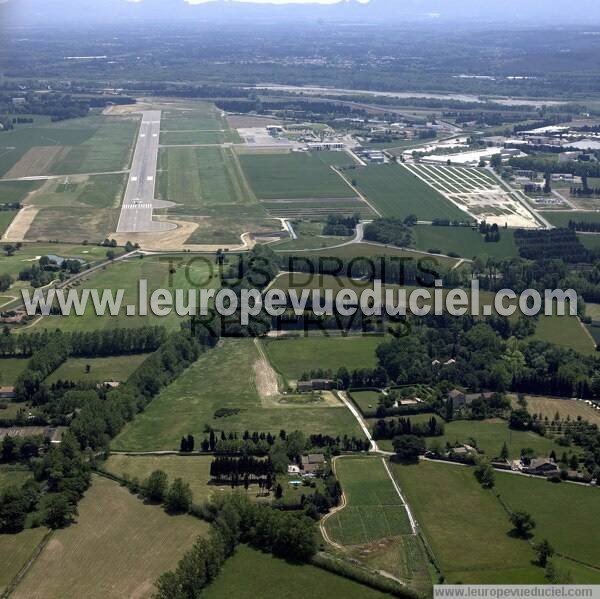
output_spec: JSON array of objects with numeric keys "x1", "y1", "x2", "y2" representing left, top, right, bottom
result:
[{"x1": 4, "y1": 0, "x2": 600, "y2": 27}]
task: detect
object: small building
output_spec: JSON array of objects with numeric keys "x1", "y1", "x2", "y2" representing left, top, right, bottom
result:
[
  {"x1": 522, "y1": 458, "x2": 559, "y2": 476},
  {"x1": 448, "y1": 389, "x2": 493, "y2": 410},
  {"x1": 0, "y1": 387, "x2": 16, "y2": 400},
  {"x1": 301, "y1": 454, "x2": 325, "y2": 475},
  {"x1": 448, "y1": 389, "x2": 466, "y2": 410},
  {"x1": 296, "y1": 379, "x2": 334, "y2": 393},
  {"x1": 287, "y1": 464, "x2": 302, "y2": 475},
  {"x1": 451, "y1": 444, "x2": 477, "y2": 456}
]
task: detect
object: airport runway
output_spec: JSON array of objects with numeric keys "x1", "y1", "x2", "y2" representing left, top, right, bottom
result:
[{"x1": 116, "y1": 110, "x2": 175, "y2": 233}]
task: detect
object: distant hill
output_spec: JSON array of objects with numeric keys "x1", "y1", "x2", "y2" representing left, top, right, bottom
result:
[{"x1": 4, "y1": 0, "x2": 600, "y2": 27}]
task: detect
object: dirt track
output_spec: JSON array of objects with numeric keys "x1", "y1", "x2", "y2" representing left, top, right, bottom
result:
[
  {"x1": 253, "y1": 339, "x2": 279, "y2": 399},
  {"x1": 2, "y1": 206, "x2": 40, "y2": 241}
]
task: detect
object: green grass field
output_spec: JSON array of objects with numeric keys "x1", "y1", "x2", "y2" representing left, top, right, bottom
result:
[
  {"x1": 579, "y1": 234, "x2": 600, "y2": 250},
  {"x1": 0, "y1": 527, "x2": 48, "y2": 595},
  {"x1": 203, "y1": 544, "x2": 391, "y2": 599},
  {"x1": 392, "y1": 461, "x2": 542, "y2": 583},
  {"x1": 104, "y1": 455, "x2": 310, "y2": 506},
  {"x1": 239, "y1": 152, "x2": 357, "y2": 200},
  {"x1": 0, "y1": 115, "x2": 138, "y2": 178},
  {"x1": 160, "y1": 130, "x2": 240, "y2": 145},
  {"x1": 413, "y1": 225, "x2": 519, "y2": 259},
  {"x1": 277, "y1": 240, "x2": 461, "y2": 267},
  {"x1": 349, "y1": 390, "x2": 381, "y2": 413},
  {"x1": 47, "y1": 116, "x2": 139, "y2": 175},
  {"x1": 540, "y1": 211, "x2": 600, "y2": 227},
  {"x1": 157, "y1": 146, "x2": 252, "y2": 212},
  {"x1": 0, "y1": 357, "x2": 30, "y2": 385},
  {"x1": 112, "y1": 338, "x2": 364, "y2": 451},
  {"x1": 0, "y1": 243, "x2": 112, "y2": 281},
  {"x1": 325, "y1": 457, "x2": 412, "y2": 545},
  {"x1": 45, "y1": 354, "x2": 149, "y2": 384},
  {"x1": 272, "y1": 272, "x2": 592, "y2": 354},
  {"x1": 29, "y1": 254, "x2": 219, "y2": 332},
  {"x1": 161, "y1": 105, "x2": 226, "y2": 131},
  {"x1": 534, "y1": 314, "x2": 595, "y2": 354},
  {"x1": 263, "y1": 336, "x2": 380, "y2": 382},
  {"x1": 495, "y1": 471, "x2": 600, "y2": 569},
  {"x1": 12, "y1": 475, "x2": 208, "y2": 599},
  {"x1": 0, "y1": 180, "x2": 43, "y2": 203},
  {"x1": 0, "y1": 210, "x2": 18, "y2": 236},
  {"x1": 355, "y1": 164, "x2": 470, "y2": 221},
  {"x1": 103, "y1": 454, "x2": 217, "y2": 503},
  {"x1": 427, "y1": 418, "x2": 568, "y2": 460},
  {"x1": 0, "y1": 465, "x2": 32, "y2": 492}
]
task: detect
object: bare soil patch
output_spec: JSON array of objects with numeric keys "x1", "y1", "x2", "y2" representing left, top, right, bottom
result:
[{"x1": 227, "y1": 114, "x2": 283, "y2": 128}]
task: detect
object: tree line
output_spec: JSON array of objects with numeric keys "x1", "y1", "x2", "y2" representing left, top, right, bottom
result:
[
  {"x1": 0, "y1": 326, "x2": 166, "y2": 358},
  {"x1": 372, "y1": 416, "x2": 445, "y2": 440}
]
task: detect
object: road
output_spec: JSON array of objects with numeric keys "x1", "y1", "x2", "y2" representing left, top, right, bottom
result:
[{"x1": 116, "y1": 110, "x2": 175, "y2": 234}]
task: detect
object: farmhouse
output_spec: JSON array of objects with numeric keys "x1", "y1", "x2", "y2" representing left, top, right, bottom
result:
[
  {"x1": 520, "y1": 458, "x2": 559, "y2": 476},
  {"x1": 448, "y1": 389, "x2": 494, "y2": 410},
  {"x1": 0, "y1": 386, "x2": 16, "y2": 399},
  {"x1": 301, "y1": 453, "x2": 325, "y2": 475},
  {"x1": 297, "y1": 379, "x2": 335, "y2": 393}
]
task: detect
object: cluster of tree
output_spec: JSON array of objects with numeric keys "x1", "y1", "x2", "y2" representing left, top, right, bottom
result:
[
  {"x1": 209, "y1": 456, "x2": 274, "y2": 486},
  {"x1": 1, "y1": 92, "x2": 89, "y2": 121},
  {"x1": 1, "y1": 434, "x2": 91, "y2": 534},
  {"x1": 568, "y1": 220, "x2": 600, "y2": 233},
  {"x1": 570, "y1": 186, "x2": 600, "y2": 197},
  {"x1": 179, "y1": 434, "x2": 195, "y2": 452},
  {"x1": 204, "y1": 493, "x2": 318, "y2": 561},
  {"x1": 0, "y1": 202, "x2": 21, "y2": 211},
  {"x1": 375, "y1": 314, "x2": 599, "y2": 402},
  {"x1": 523, "y1": 183, "x2": 543, "y2": 194},
  {"x1": 215, "y1": 98, "x2": 367, "y2": 120},
  {"x1": 156, "y1": 493, "x2": 317, "y2": 597},
  {"x1": 218, "y1": 245, "x2": 280, "y2": 337},
  {"x1": 138, "y1": 470, "x2": 194, "y2": 514},
  {"x1": 467, "y1": 393, "x2": 512, "y2": 420},
  {"x1": 0, "y1": 273, "x2": 12, "y2": 293},
  {"x1": 514, "y1": 228, "x2": 592, "y2": 263},
  {"x1": 293, "y1": 469, "x2": 343, "y2": 518},
  {"x1": 363, "y1": 218, "x2": 413, "y2": 248},
  {"x1": 0, "y1": 326, "x2": 166, "y2": 358},
  {"x1": 510, "y1": 156, "x2": 600, "y2": 179},
  {"x1": 431, "y1": 219, "x2": 474, "y2": 227},
  {"x1": 1, "y1": 435, "x2": 48, "y2": 464},
  {"x1": 299, "y1": 366, "x2": 387, "y2": 390},
  {"x1": 69, "y1": 332, "x2": 206, "y2": 452},
  {"x1": 479, "y1": 222, "x2": 501, "y2": 243},
  {"x1": 392, "y1": 435, "x2": 426, "y2": 462},
  {"x1": 15, "y1": 336, "x2": 71, "y2": 403},
  {"x1": 372, "y1": 416, "x2": 444, "y2": 440},
  {"x1": 0, "y1": 480, "x2": 42, "y2": 533},
  {"x1": 3, "y1": 242, "x2": 23, "y2": 257},
  {"x1": 203, "y1": 432, "x2": 269, "y2": 455},
  {"x1": 17, "y1": 264, "x2": 57, "y2": 288},
  {"x1": 308, "y1": 433, "x2": 371, "y2": 453},
  {"x1": 322, "y1": 213, "x2": 360, "y2": 237}
]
